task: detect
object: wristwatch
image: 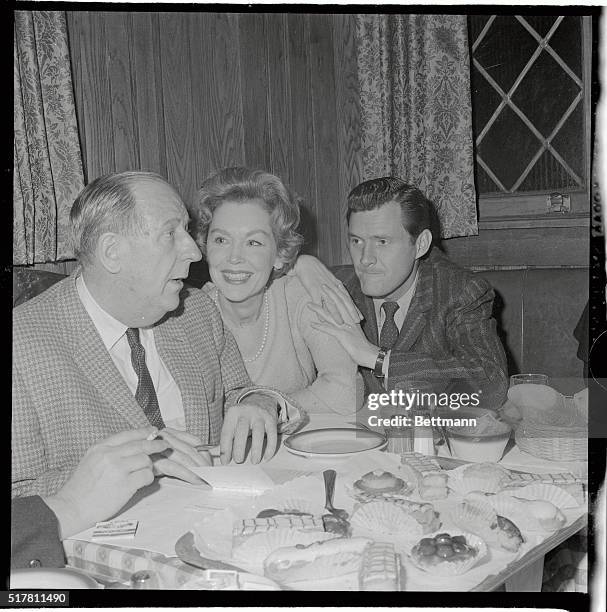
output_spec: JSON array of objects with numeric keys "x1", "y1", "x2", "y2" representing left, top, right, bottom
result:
[{"x1": 374, "y1": 348, "x2": 388, "y2": 378}]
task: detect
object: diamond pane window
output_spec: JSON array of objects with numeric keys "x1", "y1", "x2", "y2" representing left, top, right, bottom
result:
[{"x1": 469, "y1": 15, "x2": 587, "y2": 198}]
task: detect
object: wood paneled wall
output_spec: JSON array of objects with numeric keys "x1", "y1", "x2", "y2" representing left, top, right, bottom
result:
[
  {"x1": 65, "y1": 10, "x2": 363, "y2": 267},
  {"x1": 24, "y1": 10, "x2": 587, "y2": 276}
]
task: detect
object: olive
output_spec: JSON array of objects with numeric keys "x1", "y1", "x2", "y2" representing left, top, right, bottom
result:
[
  {"x1": 452, "y1": 542, "x2": 468, "y2": 554},
  {"x1": 451, "y1": 535, "x2": 467, "y2": 546},
  {"x1": 419, "y1": 538, "x2": 435, "y2": 547},
  {"x1": 418, "y1": 542, "x2": 437, "y2": 556},
  {"x1": 435, "y1": 544, "x2": 455, "y2": 558},
  {"x1": 434, "y1": 533, "x2": 453, "y2": 545}
]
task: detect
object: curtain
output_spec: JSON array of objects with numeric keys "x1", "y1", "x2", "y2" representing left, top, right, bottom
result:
[
  {"x1": 14, "y1": 11, "x2": 84, "y2": 264},
  {"x1": 355, "y1": 14, "x2": 477, "y2": 238}
]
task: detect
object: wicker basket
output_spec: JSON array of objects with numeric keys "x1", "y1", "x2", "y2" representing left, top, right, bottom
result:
[{"x1": 514, "y1": 422, "x2": 587, "y2": 462}]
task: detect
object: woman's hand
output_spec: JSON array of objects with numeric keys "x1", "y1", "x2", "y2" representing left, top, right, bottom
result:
[
  {"x1": 292, "y1": 255, "x2": 362, "y2": 321},
  {"x1": 308, "y1": 284, "x2": 378, "y2": 369}
]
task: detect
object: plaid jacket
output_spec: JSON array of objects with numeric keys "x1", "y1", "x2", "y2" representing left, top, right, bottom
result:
[
  {"x1": 12, "y1": 272, "x2": 254, "y2": 498},
  {"x1": 334, "y1": 250, "x2": 508, "y2": 407}
]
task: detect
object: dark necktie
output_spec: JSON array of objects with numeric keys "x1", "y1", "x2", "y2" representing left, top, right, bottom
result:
[
  {"x1": 125, "y1": 328, "x2": 165, "y2": 429},
  {"x1": 380, "y1": 301, "x2": 400, "y2": 349}
]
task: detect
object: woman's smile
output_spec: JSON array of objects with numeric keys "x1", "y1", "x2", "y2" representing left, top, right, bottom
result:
[{"x1": 221, "y1": 270, "x2": 254, "y2": 284}]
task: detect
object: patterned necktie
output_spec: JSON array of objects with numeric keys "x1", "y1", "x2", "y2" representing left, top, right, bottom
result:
[
  {"x1": 125, "y1": 328, "x2": 165, "y2": 429},
  {"x1": 379, "y1": 301, "x2": 400, "y2": 349}
]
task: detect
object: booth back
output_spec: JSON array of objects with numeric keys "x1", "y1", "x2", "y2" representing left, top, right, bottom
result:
[{"x1": 475, "y1": 267, "x2": 587, "y2": 395}]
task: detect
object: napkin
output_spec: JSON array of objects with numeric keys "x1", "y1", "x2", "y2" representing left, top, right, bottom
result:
[
  {"x1": 506, "y1": 384, "x2": 583, "y2": 427},
  {"x1": 188, "y1": 466, "x2": 275, "y2": 493}
]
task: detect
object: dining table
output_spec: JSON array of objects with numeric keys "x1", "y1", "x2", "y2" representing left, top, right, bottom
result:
[{"x1": 62, "y1": 413, "x2": 588, "y2": 592}]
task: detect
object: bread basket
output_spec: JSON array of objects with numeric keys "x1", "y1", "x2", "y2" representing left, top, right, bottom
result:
[
  {"x1": 512, "y1": 393, "x2": 587, "y2": 461},
  {"x1": 514, "y1": 421, "x2": 587, "y2": 461}
]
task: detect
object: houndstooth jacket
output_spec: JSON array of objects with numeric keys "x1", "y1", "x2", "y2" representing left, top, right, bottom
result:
[
  {"x1": 334, "y1": 249, "x2": 509, "y2": 408},
  {"x1": 12, "y1": 272, "x2": 257, "y2": 498}
]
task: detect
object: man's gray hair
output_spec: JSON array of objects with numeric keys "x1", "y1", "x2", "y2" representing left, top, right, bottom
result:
[{"x1": 69, "y1": 171, "x2": 166, "y2": 264}]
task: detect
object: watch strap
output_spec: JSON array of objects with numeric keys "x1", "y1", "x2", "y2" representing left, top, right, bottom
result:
[{"x1": 374, "y1": 348, "x2": 388, "y2": 378}]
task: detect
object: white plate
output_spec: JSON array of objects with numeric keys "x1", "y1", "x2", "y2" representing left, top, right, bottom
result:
[
  {"x1": 10, "y1": 567, "x2": 102, "y2": 589},
  {"x1": 175, "y1": 532, "x2": 282, "y2": 590},
  {"x1": 283, "y1": 428, "x2": 387, "y2": 458},
  {"x1": 179, "y1": 571, "x2": 281, "y2": 591}
]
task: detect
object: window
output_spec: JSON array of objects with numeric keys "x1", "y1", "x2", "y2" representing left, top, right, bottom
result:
[{"x1": 468, "y1": 15, "x2": 591, "y2": 226}]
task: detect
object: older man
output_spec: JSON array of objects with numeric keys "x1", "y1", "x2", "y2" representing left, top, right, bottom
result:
[
  {"x1": 303, "y1": 177, "x2": 508, "y2": 407},
  {"x1": 13, "y1": 171, "x2": 295, "y2": 499}
]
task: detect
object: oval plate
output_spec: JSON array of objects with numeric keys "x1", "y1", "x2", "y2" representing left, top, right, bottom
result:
[
  {"x1": 10, "y1": 567, "x2": 102, "y2": 589},
  {"x1": 175, "y1": 532, "x2": 281, "y2": 590},
  {"x1": 283, "y1": 427, "x2": 387, "y2": 458}
]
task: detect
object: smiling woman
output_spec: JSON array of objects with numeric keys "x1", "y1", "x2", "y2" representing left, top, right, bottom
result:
[{"x1": 195, "y1": 167, "x2": 360, "y2": 415}]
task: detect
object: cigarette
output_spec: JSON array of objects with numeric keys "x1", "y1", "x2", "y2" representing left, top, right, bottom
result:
[
  {"x1": 146, "y1": 430, "x2": 160, "y2": 441},
  {"x1": 196, "y1": 444, "x2": 221, "y2": 458}
]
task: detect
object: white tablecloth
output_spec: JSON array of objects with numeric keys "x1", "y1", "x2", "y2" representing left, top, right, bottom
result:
[{"x1": 66, "y1": 413, "x2": 587, "y2": 591}]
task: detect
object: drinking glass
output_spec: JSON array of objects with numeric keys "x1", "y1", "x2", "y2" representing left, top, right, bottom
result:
[
  {"x1": 384, "y1": 416, "x2": 414, "y2": 453},
  {"x1": 509, "y1": 373, "x2": 549, "y2": 387},
  {"x1": 392, "y1": 381, "x2": 437, "y2": 456},
  {"x1": 508, "y1": 373, "x2": 550, "y2": 423}
]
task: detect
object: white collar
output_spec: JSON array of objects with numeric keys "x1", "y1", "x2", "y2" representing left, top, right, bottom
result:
[
  {"x1": 373, "y1": 269, "x2": 419, "y2": 312},
  {"x1": 76, "y1": 274, "x2": 129, "y2": 351}
]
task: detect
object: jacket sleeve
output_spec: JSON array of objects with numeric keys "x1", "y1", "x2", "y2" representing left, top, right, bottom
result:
[
  {"x1": 387, "y1": 276, "x2": 508, "y2": 408},
  {"x1": 11, "y1": 496, "x2": 65, "y2": 569},
  {"x1": 288, "y1": 292, "x2": 361, "y2": 415},
  {"x1": 12, "y1": 366, "x2": 71, "y2": 498},
  {"x1": 217, "y1": 325, "x2": 256, "y2": 411}
]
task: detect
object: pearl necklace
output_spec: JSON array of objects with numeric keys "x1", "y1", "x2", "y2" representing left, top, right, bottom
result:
[{"x1": 214, "y1": 288, "x2": 270, "y2": 363}]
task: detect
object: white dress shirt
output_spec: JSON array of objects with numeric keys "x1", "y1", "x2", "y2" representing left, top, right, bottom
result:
[
  {"x1": 76, "y1": 274, "x2": 185, "y2": 430},
  {"x1": 373, "y1": 271, "x2": 419, "y2": 385}
]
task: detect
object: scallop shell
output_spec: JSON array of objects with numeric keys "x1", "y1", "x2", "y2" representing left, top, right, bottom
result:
[
  {"x1": 507, "y1": 483, "x2": 580, "y2": 509},
  {"x1": 450, "y1": 499, "x2": 524, "y2": 551},
  {"x1": 450, "y1": 499, "x2": 498, "y2": 531},
  {"x1": 408, "y1": 531, "x2": 488, "y2": 577},
  {"x1": 517, "y1": 500, "x2": 567, "y2": 532},
  {"x1": 447, "y1": 464, "x2": 508, "y2": 496},
  {"x1": 488, "y1": 494, "x2": 543, "y2": 533},
  {"x1": 465, "y1": 491, "x2": 495, "y2": 503},
  {"x1": 350, "y1": 501, "x2": 424, "y2": 538},
  {"x1": 231, "y1": 528, "x2": 337, "y2": 570},
  {"x1": 461, "y1": 463, "x2": 509, "y2": 493}
]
